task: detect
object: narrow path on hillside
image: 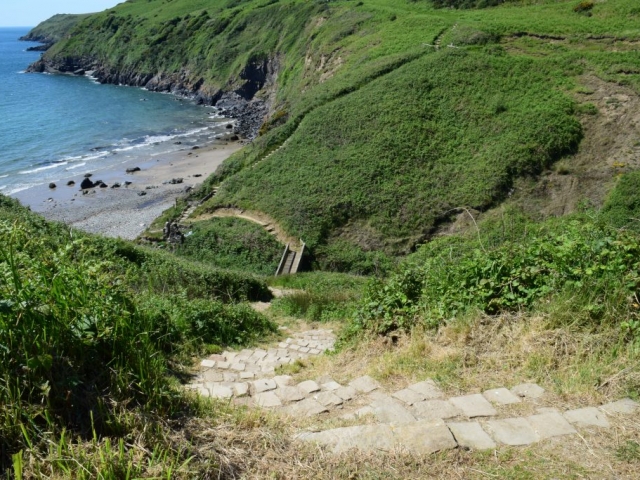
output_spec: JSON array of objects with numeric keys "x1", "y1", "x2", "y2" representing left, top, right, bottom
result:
[
  {"x1": 189, "y1": 321, "x2": 639, "y2": 460},
  {"x1": 190, "y1": 207, "x2": 303, "y2": 251}
]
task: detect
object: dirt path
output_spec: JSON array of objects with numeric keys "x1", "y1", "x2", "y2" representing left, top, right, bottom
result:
[{"x1": 190, "y1": 207, "x2": 304, "y2": 251}]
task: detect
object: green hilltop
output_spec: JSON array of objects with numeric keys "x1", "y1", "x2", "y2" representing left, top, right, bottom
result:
[{"x1": 4, "y1": 0, "x2": 640, "y2": 476}]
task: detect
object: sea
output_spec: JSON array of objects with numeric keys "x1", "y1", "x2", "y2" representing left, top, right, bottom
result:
[{"x1": 0, "y1": 27, "x2": 229, "y2": 196}]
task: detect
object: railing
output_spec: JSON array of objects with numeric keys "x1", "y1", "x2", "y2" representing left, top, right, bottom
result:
[{"x1": 275, "y1": 243, "x2": 290, "y2": 276}]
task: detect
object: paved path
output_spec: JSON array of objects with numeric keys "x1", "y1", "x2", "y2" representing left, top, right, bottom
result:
[{"x1": 188, "y1": 329, "x2": 639, "y2": 456}]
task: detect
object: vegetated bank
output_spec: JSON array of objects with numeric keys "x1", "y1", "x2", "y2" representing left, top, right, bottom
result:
[
  {"x1": 8, "y1": 0, "x2": 640, "y2": 476},
  {"x1": 28, "y1": 0, "x2": 640, "y2": 273},
  {"x1": 0, "y1": 195, "x2": 276, "y2": 476}
]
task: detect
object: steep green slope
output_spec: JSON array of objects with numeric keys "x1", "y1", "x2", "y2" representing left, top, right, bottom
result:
[
  {"x1": 0, "y1": 195, "x2": 274, "y2": 471},
  {"x1": 214, "y1": 51, "x2": 581, "y2": 251},
  {"x1": 31, "y1": 0, "x2": 640, "y2": 270}
]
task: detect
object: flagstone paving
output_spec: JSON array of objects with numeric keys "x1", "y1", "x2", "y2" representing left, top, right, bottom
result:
[{"x1": 188, "y1": 327, "x2": 640, "y2": 455}]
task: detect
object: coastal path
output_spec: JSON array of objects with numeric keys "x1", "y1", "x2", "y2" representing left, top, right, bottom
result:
[{"x1": 188, "y1": 322, "x2": 639, "y2": 456}]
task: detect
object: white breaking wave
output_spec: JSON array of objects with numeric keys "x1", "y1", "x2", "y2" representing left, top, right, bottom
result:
[{"x1": 19, "y1": 162, "x2": 67, "y2": 174}]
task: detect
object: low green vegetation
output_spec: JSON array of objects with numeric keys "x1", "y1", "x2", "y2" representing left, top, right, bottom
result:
[
  {"x1": 601, "y1": 170, "x2": 640, "y2": 232},
  {"x1": 20, "y1": 13, "x2": 91, "y2": 44},
  {"x1": 268, "y1": 272, "x2": 368, "y2": 322},
  {"x1": 0, "y1": 196, "x2": 275, "y2": 474},
  {"x1": 174, "y1": 217, "x2": 283, "y2": 275},
  {"x1": 347, "y1": 208, "x2": 640, "y2": 345},
  {"x1": 36, "y1": 0, "x2": 640, "y2": 269},
  {"x1": 15, "y1": 0, "x2": 640, "y2": 476}
]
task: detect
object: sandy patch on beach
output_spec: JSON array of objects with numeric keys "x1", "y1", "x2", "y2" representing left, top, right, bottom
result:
[{"x1": 13, "y1": 141, "x2": 241, "y2": 239}]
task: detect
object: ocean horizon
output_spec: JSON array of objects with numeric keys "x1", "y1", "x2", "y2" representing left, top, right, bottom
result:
[{"x1": 0, "y1": 27, "x2": 229, "y2": 196}]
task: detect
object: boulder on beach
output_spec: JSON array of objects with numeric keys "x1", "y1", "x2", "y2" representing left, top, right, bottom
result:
[
  {"x1": 67, "y1": 180, "x2": 75, "y2": 186},
  {"x1": 49, "y1": 183, "x2": 56, "y2": 189},
  {"x1": 99, "y1": 183, "x2": 108, "y2": 188},
  {"x1": 124, "y1": 181, "x2": 132, "y2": 186},
  {"x1": 111, "y1": 182, "x2": 121, "y2": 188},
  {"x1": 138, "y1": 191, "x2": 147, "y2": 196},
  {"x1": 84, "y1": 173, "x2": 92, "y2": 178},
  {"x1": 193, "y1": 174, "x2": 202, "y2": 178},
  {"x1": 225, "y1": 124, "x2": 233, "y2": 129},
  {"x1": 80, "y1": 178, "x2": 94, "y2": 189},
  {"x1": 191, "y1": 146, "x2": 200, "y2": 150},
  {"x1": 163, "y1": 178, "x2": 184, "y2": 185},
  {"x1": 126, "y1": 167, "x2": 141, "y2": 174}
]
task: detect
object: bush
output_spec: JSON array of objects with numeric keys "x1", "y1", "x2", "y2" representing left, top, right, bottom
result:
[
  {"x1": 174, "y1": 217, "x2": 283, "y2": 276},
  {"x1": 601, "y1": 171, "x2": 640, "y2": 232},
  {"x1": 0, "y1": 198, "x2": 276, "y2": 470},
  {"x1": 574, "y1": 1, "x2": 595, "y2": 14},
  {"x1": 349, "y1": 214, "x2": 640, "y2": 339}
]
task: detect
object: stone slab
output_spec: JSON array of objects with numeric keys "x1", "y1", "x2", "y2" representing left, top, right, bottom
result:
[
  {"x1": 203, "y1": 371, "x2": 224, "y2": 382},
  {"x1": 223, "y1": 372, "x2": 238, "y2": 382},
  {"x1": 321, "y1": 381, "x2": 342, "y2": 392},
  {"x1": 564, "y1": 407, "x2": 611, "y2": 428},
  {"x1": 233, "y1": 383, "x2": 249, "y2": 397},
  {"x1": 483, "y1": 388, "x2": 521, "y2": 405},
  {"x1": 407, "y1": 380, "x2": 444, "y2": 399},
  {"x1": 297, "y1": 424, "x2": 395, "y2": 454},
  {"x1": 392, "y1": 388, "x2": 425, "y2": 406},
  {"x1": 486, "y1": 418, "x2": 539, "y2": 446},
  {"x1": 527, "y1": 412, "x2": 577, "y2": 439},
  {"x1": 450, "y1": 394, "x2": 497, "y2": 418},
  {"x1": 217, "y1": 361, "x2": 230, "y2": 370},
  {"x1": 230, "y1": 362, "x2": 246, "y2": 372},
  {"x1": 599, "y1": 398, "x2": 639, "y2": 415},
  {"x1": 254, "y1": 391, "x2": 282, "y2": 408},
  {"x1": 392, "y1": 421, "x2": 457, "y2": 455},
  {"x1": 239, "y1": 372, "x2": 255, "y2": 380},
  {"x1": 200, "y1": 359, "x2": 215, "y2": 368},
  {"x1": 370, "y1": 395, "x2": 417, "y2": 425},
  {"x1": 298, "y1": 380, "x2": 321, "y2": 394},
  {"x1": 251, "y1": 379, "x2": 277, "y2": 394},
  {"x1": 274, "y1": 375, "x2": 294, "y2": 388},
  {"x1": 349, "y1": 375, "x2": 380, "y2": 394},
  {"x1": 335, "y1": 386, "x2": 357, "y2": 402},
  {"x1": 208, "y1": 385, "x2": 233, "y2": 400},
  {"x1": 412, "y1": 399, "x2": 461, "y2": 421},
  {"x1": 447, "y1": 422, "x2": 497, "y2": 450},
  {"x1": 511, "y1": 383, "x2": 545, "y2": 399},
  {"x1": 276, "y1": 386, "x2": 306, "y2": 403},
  {"x1": 314, "y1": 391, "x2": 344, "y2": 407},
  {"x1": 284, "y1": 398, "x2": 329, "y2": 417}
]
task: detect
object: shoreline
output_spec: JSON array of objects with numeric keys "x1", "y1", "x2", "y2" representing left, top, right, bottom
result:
[{"x1": 12, "y1": 140, "x2": 241, "y2": 240}]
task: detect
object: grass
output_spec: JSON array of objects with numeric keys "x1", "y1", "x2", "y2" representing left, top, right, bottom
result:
[
  {"x1": 35, "y1": 0, "x2": 640, "y2": 269},
  {"x1": 0, "y1": 195, "x2": 276, "y2": 474},
  {"x1": 268, "y1": 271, "x2": 368, "y2": 322},
  {"x1": 15, "y1": 0, "x2": 640, "y2": 476},
  {"x1": 20, "y1": 13, "x2": 91, "y2": 43},
  {"x1": 174, "y1": 216, "x2": 283, "y2": 275}
]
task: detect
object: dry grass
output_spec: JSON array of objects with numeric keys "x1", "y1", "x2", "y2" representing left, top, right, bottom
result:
[{"x1": 25, "y1": 312, "x2": 636, "y2": 478}]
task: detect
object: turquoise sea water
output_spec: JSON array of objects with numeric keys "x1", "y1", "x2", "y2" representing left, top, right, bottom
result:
[{"x1": 0, "y1": 27, "x2": 227, "y2": 195}]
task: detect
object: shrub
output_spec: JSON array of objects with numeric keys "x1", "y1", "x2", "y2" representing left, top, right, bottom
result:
[
  {"x1": 574, "y1": 1, "x2": 595, "y2": 14},
  {"x1": 349, "y1": 215, "x2": 640, "y2": 339}
]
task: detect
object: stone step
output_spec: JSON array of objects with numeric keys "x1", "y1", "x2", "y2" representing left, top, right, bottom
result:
[{"x1": 297, "y1": 398, "x2": 639, "y2": 454}]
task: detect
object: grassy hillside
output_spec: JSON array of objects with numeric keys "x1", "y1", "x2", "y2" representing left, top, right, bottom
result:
[
  {"x1": 19, "y1": 13, "x2": 91, "y2": 44},
  {"x1": 0, "y1": 195, "x2": 276, "y2": 474},
  {"x1": 34, "y1": 0, "x2": 640, "y2": 269}
]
